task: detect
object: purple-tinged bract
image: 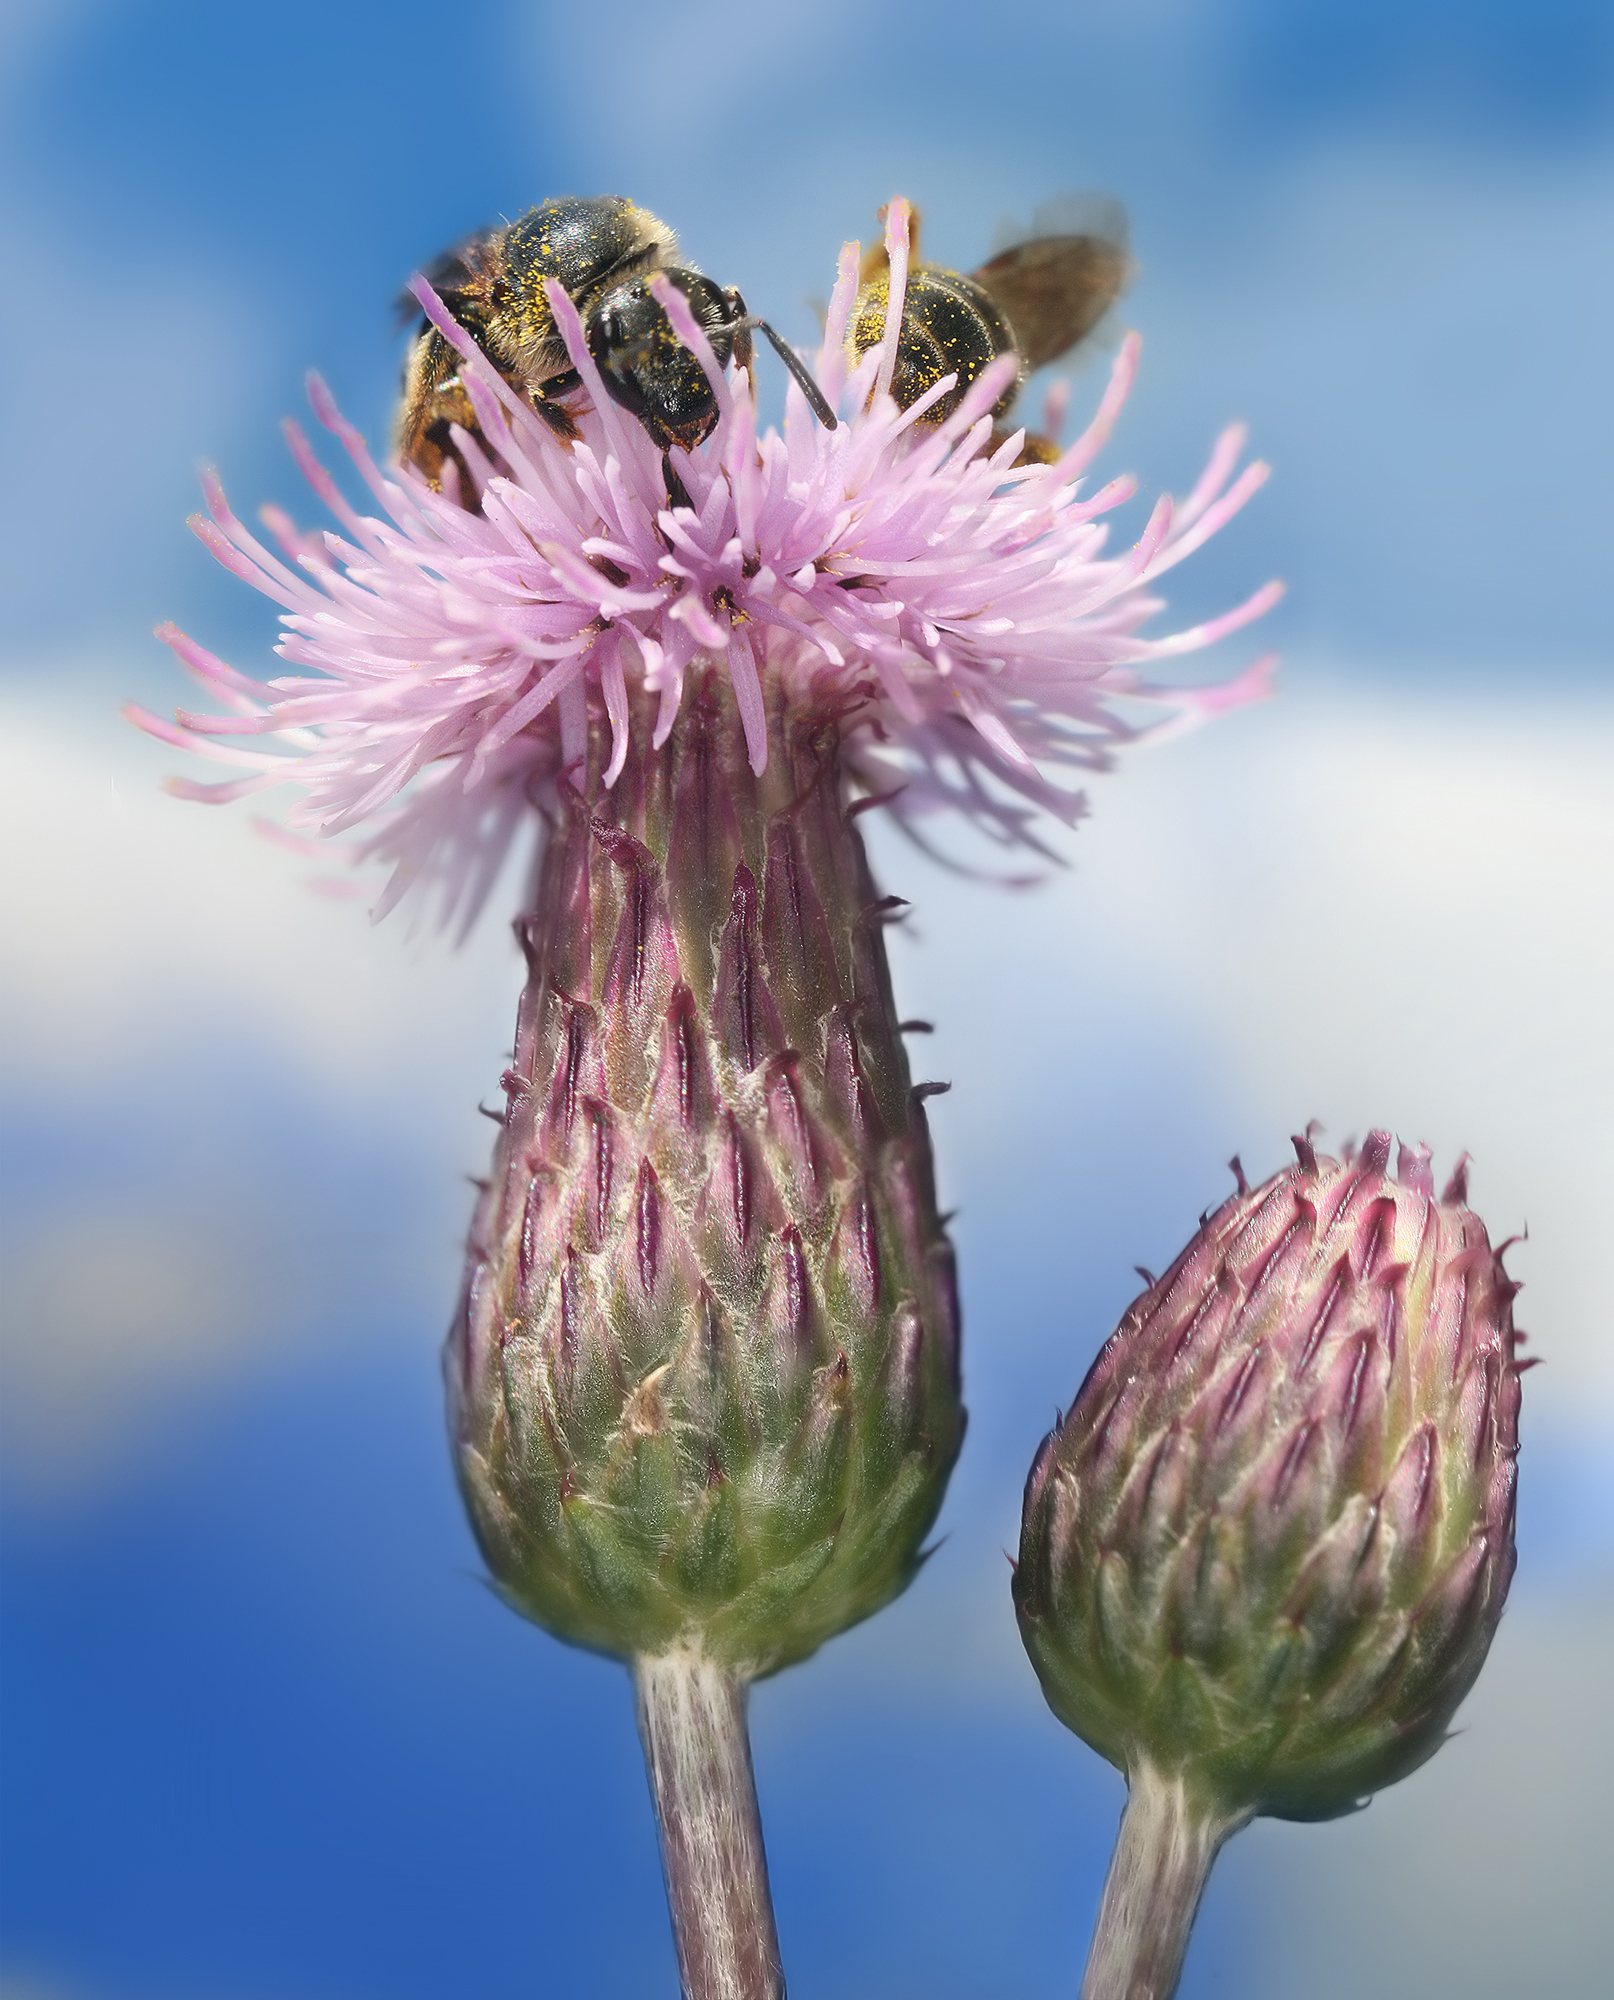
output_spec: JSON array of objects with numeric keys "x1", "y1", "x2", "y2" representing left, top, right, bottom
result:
[{"x1": 1014, "y1": 1134, "x2": 1524, "y2": 1821}]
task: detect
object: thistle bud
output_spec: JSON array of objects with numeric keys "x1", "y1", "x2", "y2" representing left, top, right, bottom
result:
[
  {"x1": 447, "y1": 673, "x2": 964, "y2": 1678},
  {"x1": 1015, "y1": 1135, "x2": 1525, "y2": 1998},
  {"x1": 1017, "y1": 1132, "x2": 1523, "y2": 1821}
]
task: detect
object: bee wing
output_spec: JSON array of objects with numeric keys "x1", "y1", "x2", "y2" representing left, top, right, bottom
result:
[{"x1": 972, "y1": 197, "x2": 1131, "y2": 371}]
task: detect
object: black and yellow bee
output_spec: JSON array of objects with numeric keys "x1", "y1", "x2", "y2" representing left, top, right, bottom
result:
[
  {"x1": 397, "y1": 194, "x2": 833, "y2": 492},
  {"x1": 847, "y1": 197, "x2": 1131, "y2": 455}
]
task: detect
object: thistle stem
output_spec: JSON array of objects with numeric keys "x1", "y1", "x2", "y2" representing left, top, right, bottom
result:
[
  {"x1": 634, "y1": 1649, "x2": 785, "y2": 2000},
  {"x1": 1079, "y1": 1763, "x2": 1243, "y2": 2000}
]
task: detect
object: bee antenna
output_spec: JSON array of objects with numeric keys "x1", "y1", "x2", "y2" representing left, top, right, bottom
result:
[{"x1": 746, "y1": 318, "x2": 838, "y2": 431}]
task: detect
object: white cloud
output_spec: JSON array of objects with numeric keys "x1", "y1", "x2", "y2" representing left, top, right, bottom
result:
[{"x1": 0, "y1": 675, "x2": 523, "y2": 1098}]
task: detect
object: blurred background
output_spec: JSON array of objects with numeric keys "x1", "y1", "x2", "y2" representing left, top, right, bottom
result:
[{"x1": 2, "y1": 0, "x2": 1611, "y2": 1994}]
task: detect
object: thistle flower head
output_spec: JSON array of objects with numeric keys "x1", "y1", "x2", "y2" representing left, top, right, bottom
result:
[
  {"x1": 129, "y1": 200, "x2": 1278, "y2": 930},
  {"x1": 127, "y1": 199, "x2": 1282, "y2": 1685},
  {"x1": 1014, "y1": 1133, "x2": 1525, "y2": 1823}
]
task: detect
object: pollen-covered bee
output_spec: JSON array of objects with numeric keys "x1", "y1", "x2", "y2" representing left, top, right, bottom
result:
[
  {"x1": 847, "y1": 197, "x2": 1131, "y2": 456},
  {"x1": 397, "y1": 194, "x2": 833, "y2": 495}
]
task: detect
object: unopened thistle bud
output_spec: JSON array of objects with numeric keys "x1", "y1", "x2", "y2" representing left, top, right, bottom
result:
[{"x1": 1015, "y1": 1133, "x2": 1525, "y2": 1999}]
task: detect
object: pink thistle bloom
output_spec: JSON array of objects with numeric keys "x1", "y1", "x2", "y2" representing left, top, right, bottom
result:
[
  {"x1": 126, "y1": 198, "x2": 1284, "y2": 1997},
  {"x1": 129, "y1": 201, "x2": 1279, "y2": 930}
]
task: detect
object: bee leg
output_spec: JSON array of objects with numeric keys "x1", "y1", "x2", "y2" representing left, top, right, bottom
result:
[
  {"x1": 660, "y1": 451, "x2": 694, "y2": 512},
  {"x1": 411, "y1": 421, "x2": 486, "y2": 514},
  {"x1": 534, "y1": 401, "x2": 581, "y2": 441},
  {"x1": 731, "y1": 321, "x2": 755, "y2": 397},
  {"x1": 533, "y1": 374, "x2": 582, "y2": 442}
]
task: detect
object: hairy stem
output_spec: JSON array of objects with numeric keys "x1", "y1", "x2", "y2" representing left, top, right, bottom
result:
[
  {"x1": 1079, "y1": 1763, "x2": 1245, "y2": 2000},
  {"x1": 634, "y1": 1649, "x2": 785, "y2": 2000}
]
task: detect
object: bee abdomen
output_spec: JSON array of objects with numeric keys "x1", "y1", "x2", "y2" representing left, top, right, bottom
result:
[{"x1": 848, "y1": 267, "x2": 1022, "y2": 425}]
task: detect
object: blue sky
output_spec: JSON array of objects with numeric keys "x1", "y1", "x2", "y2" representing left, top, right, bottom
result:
[{"x1": 2, "y1": 3, "x2": 1612, "y2": 1996}]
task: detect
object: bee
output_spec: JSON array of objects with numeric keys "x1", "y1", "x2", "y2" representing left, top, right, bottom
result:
[
  {"x1": 397, "y1": 194, "x2": 834, "y2": 496},
  {"x1": 847, "y1": 197, "x2": 1131, "y2": 456}
]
